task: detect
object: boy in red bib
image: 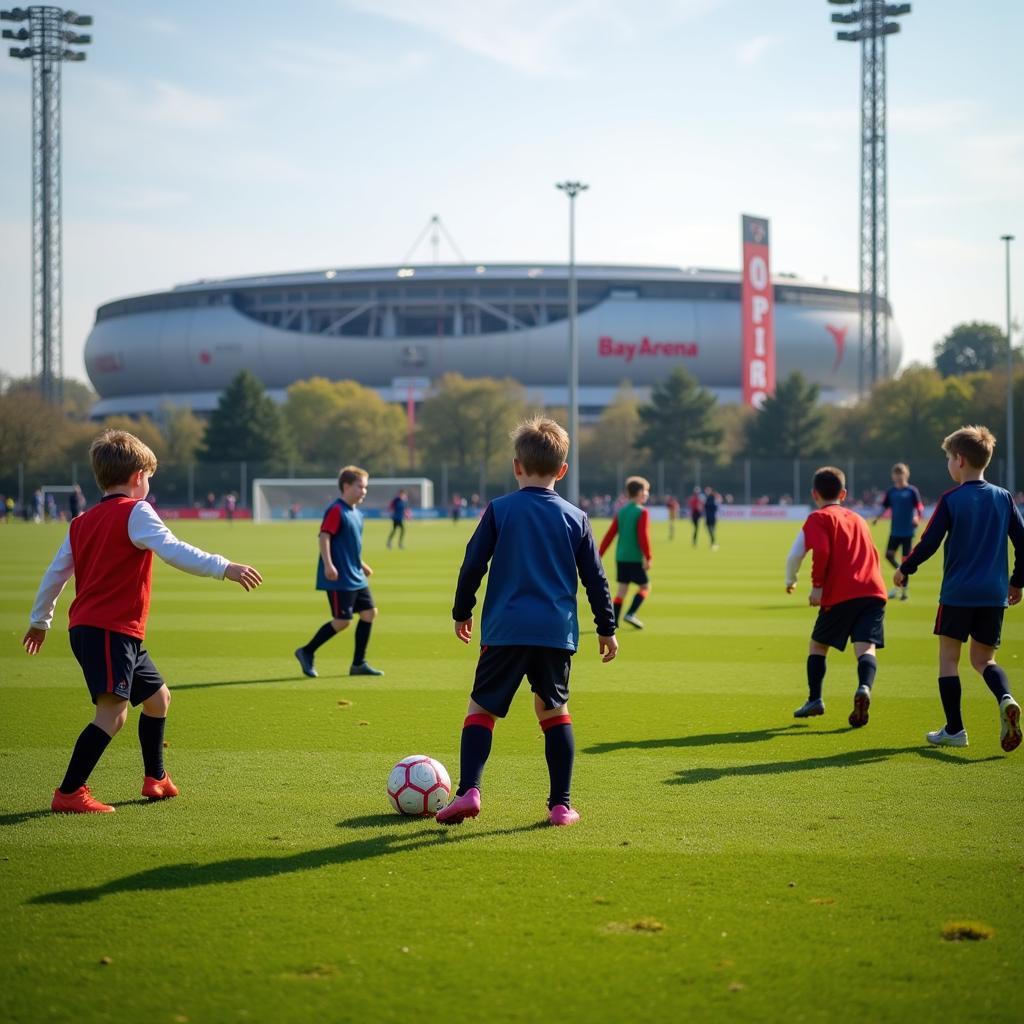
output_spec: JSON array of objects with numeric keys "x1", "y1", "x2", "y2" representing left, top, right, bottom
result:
[{"x1": 23, "y1": 430, "x2": 262, "y2": 813}]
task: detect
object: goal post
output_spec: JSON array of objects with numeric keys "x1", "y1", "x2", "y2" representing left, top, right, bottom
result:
[{"x1": 251, "y1": 477, "x2": 434, "y2": 523}]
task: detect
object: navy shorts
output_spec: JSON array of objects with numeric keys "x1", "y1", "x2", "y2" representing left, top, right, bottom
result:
[
  {"x1": 69, "y1": 625, "x2": 166, "y2": 706},
  {"x1": 325, "y1": 588, "x2": 375, "y2": 621},
  {"x1": 934, "y1": 605, "x2": 1004, "y2": 648},
  {"x1": 470, "y1": 645, "x2": 573, "y2": 718},
  {"x1": 811, "y1": 597, "x2": 886, "y2": 652},
  {"x1": 616, "y1": 561, "x2": 649, "y2": 586},
  {"x1": 886, "y1": 534, "x2": 914, "y2": 558}
]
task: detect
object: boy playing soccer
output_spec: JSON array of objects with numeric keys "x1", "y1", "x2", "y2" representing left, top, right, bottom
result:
[
  {"x1": 785, "y1": 466, "x2": 887, "y2": 727},
  {"x1": 23, "y1": 430, "x2": 262, "y2": 814},
  {"x1": 599, "y1": 476, "x2": 652, "y2": 629},
  {"x1": 295, "y1": 466, "x2": 384, "y2": 679},
  {"x1": 893, "y1": 426, "x2": 1024, "y2": 751},
  {"x1": 438, "y1": 417, "x2": 617, "y2": 827},
  {"x1": 386, "y1": 489, "x2": 408, "y2": 549},
  {"x1": 872, "y1": 462, "x2": 924, "y2": 600}
]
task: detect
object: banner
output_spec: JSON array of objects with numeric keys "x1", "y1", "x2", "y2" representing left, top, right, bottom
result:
[{"x1": 741, "y1": 214, "x2": 776, "y2": 408}]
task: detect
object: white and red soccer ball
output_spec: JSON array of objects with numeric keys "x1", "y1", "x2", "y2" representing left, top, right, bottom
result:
[{"x1": 386, "y1": 755, "x2": 451, "y2": 816}]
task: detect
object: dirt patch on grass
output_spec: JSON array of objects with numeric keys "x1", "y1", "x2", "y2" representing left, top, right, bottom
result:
[
  {"x1": 604, "y1": 918, "x2": 666, "y2": 934},
  {"x1": 941, "y1": 921, "x2": 994, "y2": 942}
]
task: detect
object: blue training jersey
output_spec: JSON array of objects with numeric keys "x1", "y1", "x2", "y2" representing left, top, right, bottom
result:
[
  {"x1": 900, "y1": 480, "x2": 1024, "y2": 606},
  {"x1": 881, "y1": 484, "x2": 923, "y2": 537},
  {"x1": 452, "y1": 486, "x2": 615, "y2": 651},
  {"x1": 317, "y1": 498, "x2": 367, "y2": 591}
]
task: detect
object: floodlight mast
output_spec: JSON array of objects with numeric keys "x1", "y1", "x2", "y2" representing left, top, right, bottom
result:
[
  {"x1": 828, "y1": 0, "x2": 910, "y2": 396},
  {"x1": 2, "y1": 6, "x2": 92, "y2": 403}
]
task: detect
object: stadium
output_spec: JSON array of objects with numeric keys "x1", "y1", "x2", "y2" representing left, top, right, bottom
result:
[{"x1": 83, "y1": 263, "x2": 902, "y2": 418}]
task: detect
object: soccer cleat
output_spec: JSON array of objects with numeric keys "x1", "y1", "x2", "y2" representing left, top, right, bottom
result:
[
  {"x1": 548, "y1": 804, "x2": 580, "y2": 827},
  {"x1": 926, "y1": 727, "x2": 969, "y2": 748},
  {"x1": 623, "y1": 613, "x2": 645, "y2": 630},
  {"x1": 51, "y1": 785, "x2": 115, "y2": 814},
  {"x1": 849, "y1": 686, "x2": 871, "y2": 728},
  {"x1": 350, "y1": 662, "x2": 384, "y2": 676},
  {"x1": 899, "y1": 588, "x2": 909, "y2": 601},
  {"x1": 793, "y1": 698, "x2": 825, "y2": 719},
  {"x1": 294, "y1": 647, "x2": 318, "y2": 678},
  {"x1": 142, "y1": 773, "x2": 179, "y2": 800},
  {"x1": 999, "y1": 696, "x2": 1022, "y2": 753},
  {"x1": 436, "y1": 788, "x2": 481, "y2": 825}
]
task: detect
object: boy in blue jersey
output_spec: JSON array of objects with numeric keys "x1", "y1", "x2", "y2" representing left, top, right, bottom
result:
[
  {"x1": 295, "y1": 466, "x2": 384, "y2": 678},
  {"x1": 894, "y1": 426, "x2": 1024, "y2": 751},
  {"x1": 438, "y1": 417, "x2": 618, "y2": 827},
  {"x1": 872, "y1": 462, "x2": 924, "y2": 600}
]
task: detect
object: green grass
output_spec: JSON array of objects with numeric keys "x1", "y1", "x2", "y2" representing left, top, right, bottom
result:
[{"x1": 1, "y1": 516, "x2": 1022, "y2": 1023}]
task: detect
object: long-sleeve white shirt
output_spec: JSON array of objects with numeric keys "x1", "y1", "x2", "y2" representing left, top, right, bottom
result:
[
  {"x1": 30, "y1": 500, "x2": 230, "y2": 630},
  {"x1": 785, "y1": 529, "x2": 807, "y2": 589}
]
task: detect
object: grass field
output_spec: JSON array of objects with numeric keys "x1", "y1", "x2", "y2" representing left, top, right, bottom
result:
[{"x1": 1, "y1": 515, "x2": 1022, "y2": 1024}]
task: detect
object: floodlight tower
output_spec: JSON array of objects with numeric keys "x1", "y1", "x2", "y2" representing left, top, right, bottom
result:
[
  {"x1": 2, "y1": 6, "x2": 93, "y2": 403},
  {"x1": 828, "y1": 0, "x2": 910, "y2": 395}
]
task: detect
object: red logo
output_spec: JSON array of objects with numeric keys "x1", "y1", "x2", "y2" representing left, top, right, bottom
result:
[
  {"x1": 91, "y1": 354, "x2": 123, "y2": 373},
  {"x1": 825, "y1": 325, "x2": 847, "y2": 371},
  {"x1": 598, "y1": 336, "x2": 698, "y2": 363},
  {"x1": 198, "y1": 350, "x2": 212, "y2": 365}
]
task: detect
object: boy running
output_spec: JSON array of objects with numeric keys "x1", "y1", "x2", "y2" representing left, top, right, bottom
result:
[
  {"x1": 23, "y1": 430, "x2": 262, "y2": 813},
  {"x1": 873, "y1": 462, "x2": 923, "y2": 600},
  {"x1": 295, "y1": 466, "x2": 384, "y2": 679},
  {"x1": 894, "y1": 426, "x2": 1024, "y2": 751},
  {"x1": 687, "y1": 487, "x2": 703, "y2": 546},
  {"x1": 786, "y1": 466, "x2": 887, "y2": 727},
  {"x1": 599, "y1": 476, "x2": 653, "y2": 629},
  {"x1": 386, "y1": 489, "x2": 408, "y2": 549},
  {"x1": 438, "y1": 417, "x2": 617, "y2": 827}
]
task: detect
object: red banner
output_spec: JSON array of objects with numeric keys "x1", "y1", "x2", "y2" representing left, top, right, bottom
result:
[{"x1": 741, "y1": 214, "x2": 776, "y2": 408}]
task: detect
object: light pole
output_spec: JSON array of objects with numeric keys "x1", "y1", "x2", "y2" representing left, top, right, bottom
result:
[
  {"x1": 1002, "y1": 234, "x2": 1015, "y2": 496},
  {"x1": 556, "y1": 180, "x2": 588, "y2": 505}
]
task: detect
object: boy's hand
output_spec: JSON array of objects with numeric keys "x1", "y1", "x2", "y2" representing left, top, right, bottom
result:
[
  {"x1": 786, "y1": 583, "x2": 797, "y2": 594},
  {"x1": 598, "y1": 634, "x2": 618, "y2": 662},
  {"x1": 808, "y1": 587, "x2": 823, "y2": 607},
  {"x1": 1010, "y1": 585, "x2": 1022, "y2": 606},
  {"x1": 642, "y1": 557, "x2": 651, "y2": 571},
  {"x1": 454, "y1": 618, "x2": 473, "y2": 643},
  {"x1": 225, "y1": 563, "x2": 263, "y2": 591},
  {"x1": 362, "y1": 562, "x2": 374, "y2": 577},
  {"x1": 22, "y1": 626, "x2": 46, "y2": 655},
  {"x1": 893, "y1": 569, "x2": 906, "y2": 587},
  {"x1": 324, "y1": 563, "x2": 339, "y2": 581}
]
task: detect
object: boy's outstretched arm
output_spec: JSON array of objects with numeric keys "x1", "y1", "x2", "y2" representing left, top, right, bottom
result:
[
  {"x1": 575, "y1": 519, "x2": 617, "y2": 652},
  {"x1": 597, "y1": 517, "x2": 617, "y2": 558},
  {"x1": 895, "y1": 495, "x2": 950, "y2": 586},
  {"x1": 24, "y1": 533, "x2": 75, "y2": 654},
  {"x1": 1007, "y1": 498, "x2": 1024, "y2": 605},
  {"x1": 784, "y1": 528, "x2": 807, "y2": 593},
  {"x1": 451, "y1": 504, "x2": 497, "y2": 635}
]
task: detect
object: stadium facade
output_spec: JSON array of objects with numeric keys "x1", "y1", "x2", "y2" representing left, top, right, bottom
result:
[{"x1": 84, "y1": 263, "x2": 901, "y2": 418}]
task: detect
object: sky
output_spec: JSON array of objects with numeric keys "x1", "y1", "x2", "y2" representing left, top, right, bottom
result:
[{"x1": 0, "y1": 0, "x2": 1021, "y2": 386}]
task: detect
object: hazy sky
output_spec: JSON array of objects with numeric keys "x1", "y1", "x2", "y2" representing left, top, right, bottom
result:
[{"x1": 0, "y1": 0, "x2": 1020, "y2": 386}]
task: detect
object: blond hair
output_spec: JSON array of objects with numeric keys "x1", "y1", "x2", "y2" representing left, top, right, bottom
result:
[
  {"x1": 510, "y1": 416, "x2": 569, "y2": 476},
  {"x1": 625, "y1": 476, "x2": 650, "y2": 498},
  {"x1": 338, "y1": 465, "x2": 368, "y2": 490},
  {"x1": 942, "y1": 425, "x2": 995, "y2": 469},
  {"x1": 891, "y1": 462, "x2": 909, "y2": 477},
  {"x1": 90, "y1": 430, "x2": 158, "y2": 490}
]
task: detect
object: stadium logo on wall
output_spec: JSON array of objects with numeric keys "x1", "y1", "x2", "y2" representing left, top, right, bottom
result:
[
  {"x1": 598, "y1": 336, "x2": 699, "y2": 362},
  {"x1": 198, "y1": 351, "x2": 212, "y2": 364},
  {"x1": 826, "y1": 325, "x2": 847, "y2": 371}
]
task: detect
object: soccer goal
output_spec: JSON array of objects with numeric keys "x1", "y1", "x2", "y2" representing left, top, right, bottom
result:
[{"x1": 252, "y1": 477, "x2": 434, "y2": 523}]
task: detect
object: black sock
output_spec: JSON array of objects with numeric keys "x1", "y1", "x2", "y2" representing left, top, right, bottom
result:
[
  {"x1": 457, "y1": 714, "x2": 494, "y2": 794},
  {"x1": 352, "y1": 620, "x2": 372, "y2": 665},
  {"x1": 613, "y1": 599, "x2": 623, "y2": 625},
  {"x1": 305, "y1": 622, "x2": 337, "y2": 656},
  {"x1": 982, "y1": 664, "x2": 1010, "y2": 702},
  {"x1": 857, "y1": 653, "x2": 878, "y2": 691},
  {"x1": 627, "y1": 592, "x2": 646, "y2": 616},
  {"x1": 59, "y1": 723, "x2": 112, "y2": 794},
  {"x1": 938, "y1": 675, "x2": 964, "y2": 734},
  {"x1": 138, "y1": 713, "x2": 166, "y2": 780},
  {"x1": 886, "y1": 552, "x2": 899, "y2": 569},
  {"x1": 543, "y1": 716, "x2": 575, "y2": 809},
  {"x1": 807, "y1": 654, "x2": 827, "y2": 702}
]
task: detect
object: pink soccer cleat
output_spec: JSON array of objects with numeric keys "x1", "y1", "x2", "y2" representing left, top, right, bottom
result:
[
  {"x1": 436, "y1": 787, "x2": 481, "y2": 825},
  {"x1": 548, "y1": 804, "x2": 580, "y2": 827}
]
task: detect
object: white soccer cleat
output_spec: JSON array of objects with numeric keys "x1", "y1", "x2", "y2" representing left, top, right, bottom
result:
[
  {"x1": 999, "y1": 696, "x2": 1021, "y2": 753},
  {"x1": 926, "y1": 727, "x2": 968, "y2": 748}
]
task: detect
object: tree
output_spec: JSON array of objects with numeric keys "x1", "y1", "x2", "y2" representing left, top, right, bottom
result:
[
  {"x1": 160, "y1": 405, "x2": 207, "y2": 464},
  {"x1": 861, "y1": 365, "x2": 952, "y2": 456},
  {"x1": 201, "y1": 370, "x2": 293, "y2": 463},
  {"x1": 635, "y1": 367, "x2": 722, "y2": 464},
  {"x1": 100, "y1": 416, "x2": 166, "y2": 457},
  {"x1": 582, "y1": 381, "x2": 644, "y2": 471},
  {"x1": 934, "y1": 321, "x2": 1008, "y2": 377},
  {"x1": 0, "y1": 389, "x2": 67, "y2": 473},
  {"x1": 743, "y1": 372, "x2": 828, "y2": 459}
]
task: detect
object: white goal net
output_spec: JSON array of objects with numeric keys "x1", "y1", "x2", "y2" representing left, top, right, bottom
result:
[{"x1": 252, "y1": 477, "x2": 434, "y2": 523}]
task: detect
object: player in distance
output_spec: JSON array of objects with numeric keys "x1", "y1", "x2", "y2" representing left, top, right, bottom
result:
[
  {"x1": 872, "y1": 462, "x2": 924, "y2": 601},
  {"x1": 599, "y1": 476, "x2": 653, "y2": 630}
]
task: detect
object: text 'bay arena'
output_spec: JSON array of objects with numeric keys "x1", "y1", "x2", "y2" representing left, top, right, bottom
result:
[{"x1": 84, "y1": 263, "x2": 901, "y2": 418}]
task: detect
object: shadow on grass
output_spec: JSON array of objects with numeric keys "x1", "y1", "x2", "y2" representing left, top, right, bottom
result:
[
  {"x1": 172, "y1": 676, "x2": 300, "y2": 692},
  {"x1": 0, "y1": 796, "x2": 177, "y2": 828},
  {"x1": 29, "y1": 819, "x2": 548, "y2": 905},
  {"x1": 666, "y1": 746, "x2": 1005, "y2": 785},
  {"x1": 585, "y1": 724, "x2": 851, "y2": 755}
]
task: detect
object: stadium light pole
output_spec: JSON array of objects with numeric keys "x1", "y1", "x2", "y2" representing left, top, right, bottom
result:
[
  {"x1": 3, "y1": 5, "x2": 93, "y2": 404},
  {"x1": 556, "y1": 180, "x2": 588, "y2": 506},
  {"x1": 1002, "y1": 234, "x2": 1015, "y2": 496}
]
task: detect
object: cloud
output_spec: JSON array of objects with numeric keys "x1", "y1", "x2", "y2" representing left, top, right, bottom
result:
[
  {"x1": 735, "y1": 34, "x2": 781, "y2": 66},
  {"x1": 890, "y1": 99, "x2": 978, "y2": 133},
  {"x1": 84, "y1": 75, "x2": 236, "y2": 132},
  {"x1": 265, "y1": 43, "x2": 430, "y2": 88},
  {"x1": 100, "y1": 187, "x2": 191, "y2": 212}
]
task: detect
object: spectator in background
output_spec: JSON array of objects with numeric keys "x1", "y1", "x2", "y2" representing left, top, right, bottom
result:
[
  {"x1": 665, "y1": 495, "x2": 680, "y2": 541},
  {"x1": 387, "y1": 489, "x2": 409, "y2": 549},
  {"x1": 32, "y1": 488, "x2": 44, "y2": 523},
  {"x1": 225, "y1": 493, "x2": 237, "y2": 523},
  {"x1": 451, "y1": 494, "x2": 464, "y2": 525},
  {"x1": 205, "y1": 492, "x2": 217, "y2": 510},
  {"x1": 68, "y1": 485, "x2": 86, "y2": 520},
  {"x1": 687, "y1": 487, "x2": 703, "y2": 547},
  {"x1": 703, "y1": 487, "x2": 720, "y2": 550}
]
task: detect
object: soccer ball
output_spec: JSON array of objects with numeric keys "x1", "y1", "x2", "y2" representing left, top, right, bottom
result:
[{"x1": 386, "y1": 755, "x2": 452, "y2": 816}]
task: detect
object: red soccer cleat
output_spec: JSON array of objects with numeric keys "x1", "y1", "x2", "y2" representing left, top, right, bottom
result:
[
  {"x1": 51, "y1": 785, "x2": 115, "y2": 814},
  {"x1": 436, "y1": 787, "x2": 481, "y2": 825},
  {"x1": 142, "y1": 773, "x2": 179, "y2": 800},
  {"x1": 548, "y1": 804, "x2": 580, "y2": 827}
]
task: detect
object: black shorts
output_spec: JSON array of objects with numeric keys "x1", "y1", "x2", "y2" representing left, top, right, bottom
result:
[
  {"x1": 325, "y1": 588, "x2": 375, "y2": 621},
  {"x1": 470, "y1": 645, "x2": 573, "y2": 718},
  {"x1": 886, "y1": 534, "x2": 914, "y2": 558},
  {"x1": 934, "y1": 605, "x2": 1004, "y2": 648},
  {"x1": 616, "y1": 561, "x2": 649, "y2": 586},
  {"x1": 811, "y1": 597, "x2": 886, "y2": 652},
  {"x1": 69, "y1": 625, "x2": 166, "y2": 706}
]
